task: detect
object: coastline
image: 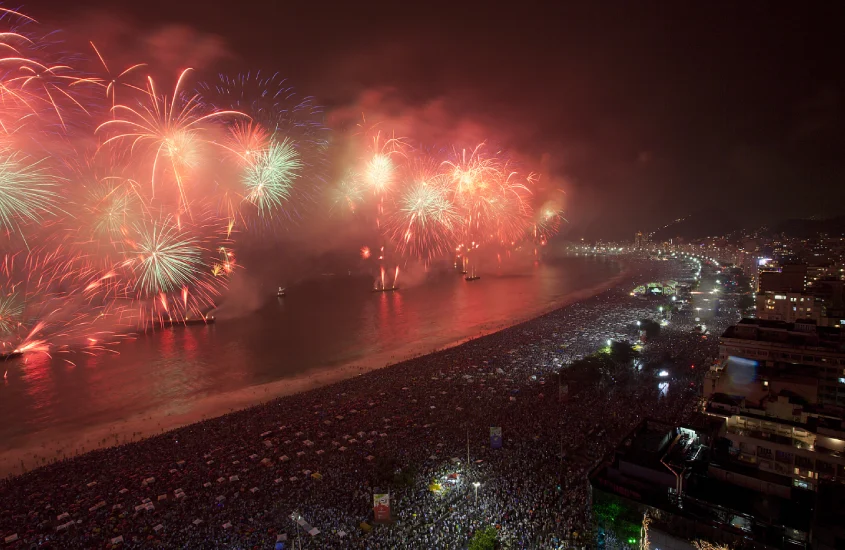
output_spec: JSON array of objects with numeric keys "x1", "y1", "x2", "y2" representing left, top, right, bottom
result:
[{"x1": 0, "y1": 257, "x2": 636, "y2": 479}]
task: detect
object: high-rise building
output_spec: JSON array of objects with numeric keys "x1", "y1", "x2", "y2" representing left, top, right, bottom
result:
[
  {"x1": 715, "y1": 318, "x2": 845, "y2": 408},
  {"x1": 758, "y1": 264, "x2": 808, "y2": 293},
  {"x1": 755, "y1": 292, "x2": 823, "y2": 324}
]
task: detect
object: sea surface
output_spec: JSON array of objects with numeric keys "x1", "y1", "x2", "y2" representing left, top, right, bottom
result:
[{"x1": 0, "y1": 256, "x2": 621, "y2": 455}]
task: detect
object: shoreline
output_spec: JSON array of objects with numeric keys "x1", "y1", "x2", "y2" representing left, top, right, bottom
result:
[{"x1": 0, "y1": 257, "x2": 634, "y2": 479}]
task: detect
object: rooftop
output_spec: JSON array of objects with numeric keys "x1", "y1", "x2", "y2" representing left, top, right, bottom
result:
[
  {"x1": 721, "y1": 318, "x2": 845, "y2": 351},
  {"x1": 591, "y1": 418, "x2": 816, "y2": 546}
]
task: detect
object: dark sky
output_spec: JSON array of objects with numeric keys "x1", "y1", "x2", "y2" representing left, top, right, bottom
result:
[{"x1": 33, "y1": 1, "x2": 845, "y2": 239}]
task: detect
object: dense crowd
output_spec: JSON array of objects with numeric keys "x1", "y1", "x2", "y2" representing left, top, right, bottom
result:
[{"x1": 0, "y1": 257, "x2": 732, "y2": 549}]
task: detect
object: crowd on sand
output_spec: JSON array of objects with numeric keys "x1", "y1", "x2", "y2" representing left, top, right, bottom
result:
[{"x1": 0, "y1": 256, "x2": 731, "y2": 549}]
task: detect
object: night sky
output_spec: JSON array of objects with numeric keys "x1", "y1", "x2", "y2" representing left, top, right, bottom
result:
[{"x1": 35, "y1": 1, "x2": 845, "y2": 239}]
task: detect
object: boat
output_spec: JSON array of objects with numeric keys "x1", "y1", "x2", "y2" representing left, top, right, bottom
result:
[
  {"x1": 372, "y1": 286, "x2": 400, "y2": 293},
  {"x1": 160, "y1": 314, "x2": 215, "y2": 327},
  {"x1": 1, "y1": 350, "x2": 22, "y2": 361},
  {"x1": 464, "y1": 276, "x2": 481, "y2": 282},
  {"x1": 277, "y1": 287, "x2": 286, "y2": 297}
]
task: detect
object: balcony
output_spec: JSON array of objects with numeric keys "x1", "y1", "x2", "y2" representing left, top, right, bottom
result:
[{"x1": 727, "y1": 425, "x2": 813, "y2": 452}]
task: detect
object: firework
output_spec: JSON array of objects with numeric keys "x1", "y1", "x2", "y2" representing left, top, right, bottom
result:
[
  {"x1": 329, "y1": 170, "x2": 364, "y2": 214},
  {"x1": 442, "y1": 143, "x2": 532, "y2": 246},
  {"x1": 197, "y1": 71, "x2": 327, "y2": 148},
  {"x1": 96, "y1": 68, "x2": 248, "y2": 211},
  {"x1": 80, "y1": 180, "x2": 139, "y2": 241},
  {"x1": 0, "y1": 147, "x2": 58, "y2": 234},
  {"x1": 387, "y1": 177, "x2": 459, "y2": 261},
  {"x1": 365, "y1": 153, "x2": 395, "y2": 194},
  {"x1": 0, "y1": 291, "x2": 22, "y2": 334},
  {"x1": 128, "y1": 215, "x2": 207, "y2": 298},
  {"x1": 532, "y1": 198, "x2": 566, "y2": 243},
  {"x1": 198, "y1": 71, "x2": 329, "y2": 231},
  {"x1": 0, "y1": 5, "x2": 566, "y2": 359},
  {"x1": 242, "y1": 138, "x2": 302, "y2": 216},
  {"x1": 88, "y1": 42, "x2": 146, "y2": 117}
]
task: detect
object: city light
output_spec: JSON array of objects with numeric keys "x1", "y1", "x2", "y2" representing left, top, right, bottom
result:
[{"x1": 658, "y1": 370, "x2": 669, "y2": 377}]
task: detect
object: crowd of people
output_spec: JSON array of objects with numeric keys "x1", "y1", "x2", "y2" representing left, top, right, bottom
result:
[{"x1": 0, "y1": 257, "x2": 732, "y2": 549}]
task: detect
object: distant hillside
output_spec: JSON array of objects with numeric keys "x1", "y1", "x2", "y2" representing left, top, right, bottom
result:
[
  {"x1": 650, "y1": 209, "x2": 740, "y2": 241},
  {"x1": 770, "y1": 216, "x2": 845, "y2": 238}
]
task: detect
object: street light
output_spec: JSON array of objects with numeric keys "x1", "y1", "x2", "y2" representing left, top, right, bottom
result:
[
  {"x1": 606, "y1": 339, "x2": 612, "y2": 347},
  {"x1": 636, "y1": 320, "x2": 641, "y2": 327},
  {"x1": 473, "y1": 481, "x2": 481, "y2": 503}
]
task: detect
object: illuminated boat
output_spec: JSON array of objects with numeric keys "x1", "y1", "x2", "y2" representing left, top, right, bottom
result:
[
  {"x1": 372, "y1": 286, "x2": 400, "y2": 293},
  {"x1": 464, "y1": 276, "x2": 481, "y2": 282},
  {"x1": 161, "y1": 314, "x2": 215, "y2": 327}
]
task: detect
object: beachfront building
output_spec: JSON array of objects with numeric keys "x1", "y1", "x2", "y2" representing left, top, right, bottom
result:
[
  {"x1": 703, "y1": 318, "x2": 845, "y2": 492},
  {"x1": 589, "y1": 417, "x2": 813, "y2": 550}
]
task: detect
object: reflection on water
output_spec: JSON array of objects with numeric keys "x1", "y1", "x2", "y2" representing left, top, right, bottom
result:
[{"x1": 0, "y1": 257, "x2": 619, "y2": 450}]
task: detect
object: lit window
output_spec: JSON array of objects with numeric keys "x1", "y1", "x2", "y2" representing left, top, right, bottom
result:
[{"x1": 839, "y1": 378, "x2": 845, "y2": 384}]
